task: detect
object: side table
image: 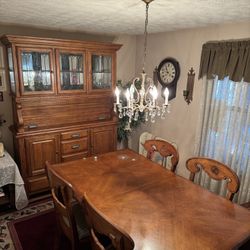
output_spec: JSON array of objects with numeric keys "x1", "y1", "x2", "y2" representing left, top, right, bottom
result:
[{"x1": 0, "y1": 150, "x2": 28, "y2": 210}]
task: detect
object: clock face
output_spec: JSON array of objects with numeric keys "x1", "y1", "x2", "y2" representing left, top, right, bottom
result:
[
  {"x1": 159, "y1": 62, "x2": 176, "y2": 84},
  {"x1": 157, "y1": 58, "x2": 180, "y2": 87}
]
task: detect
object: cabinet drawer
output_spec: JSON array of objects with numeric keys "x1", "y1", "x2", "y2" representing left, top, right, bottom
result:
[
  {"x1": 61, "y1": 151, "x2": 88, "y2": 162},
  {"x1": 61, "y1": 138, "x2": 88, "y2": 154},
  {"x1": 61, "y1": 130, "x2": 88, "y2": 140},
  {"x1": 27, "y1": 175, "x2": 49, "y2": 193}
]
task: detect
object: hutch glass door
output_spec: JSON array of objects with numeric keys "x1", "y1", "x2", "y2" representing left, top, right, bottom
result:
[
  {"x1": 19, "y1": 49, "x2": 54, "y2": 94},
  {"x1": 7, "y1": 47, "x2": 15, "y2": 93},
  {"x1": 58, "y1": 52, "x2": 85, "y2": 92},
  {"x1": 91, "y1": 54, "x2": 112, "y2": 90}
]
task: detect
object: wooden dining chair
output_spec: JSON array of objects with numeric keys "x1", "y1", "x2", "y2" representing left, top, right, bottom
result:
[
  {"x1": 143, "y1": 139, "x2": 179, "y2": 172},
  {"x1": 82, "y1": 193, "x2": 135, "y2": 250},
  {"x1": 186, "y1": 157, "x2": 240, "y2": 201},
  {"x1": 46, "y1": 162, "x2": 90, "y2": 250},
  {"x1": 241, "y1": 201, "x2": 250, "y2": 210}
]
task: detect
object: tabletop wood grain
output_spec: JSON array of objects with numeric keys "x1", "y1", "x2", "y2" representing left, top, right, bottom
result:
[{"x1": 48, "y1": 149, "x2": 250, "y2": 250}]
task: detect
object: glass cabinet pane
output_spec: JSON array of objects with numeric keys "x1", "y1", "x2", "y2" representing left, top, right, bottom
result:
[
  {"x1": 59, "y1": 53, "x2": 84, "y2": 90},
  {"x1": 92, "y1": 54, "x2": 112, "y2": 90},
  {"x1": 21, "y1": 51, "x2": 52, "y2": 92},
  {"x1": 7, "y1": 47, "x2": 15, "y2": 93}
]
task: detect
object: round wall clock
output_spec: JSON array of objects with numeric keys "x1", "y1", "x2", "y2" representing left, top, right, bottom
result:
[
  {"x1": 157, "y1": 57, "x2": 180, "y2": 100},
  {"x1": 157, "y1": 57, "x2": 180, "y2": 87}
]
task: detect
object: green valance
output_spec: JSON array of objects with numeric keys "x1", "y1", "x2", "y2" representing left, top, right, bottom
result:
[{"x1": 199, "y1": 39, "x2": 250, "y2": 82}]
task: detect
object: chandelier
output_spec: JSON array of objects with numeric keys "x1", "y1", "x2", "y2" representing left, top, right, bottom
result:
[{"x1": 114, "y1": 0, "x2": 170, "y2": 128}]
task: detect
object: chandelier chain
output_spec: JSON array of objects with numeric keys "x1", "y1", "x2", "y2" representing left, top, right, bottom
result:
[
  {"x1": 142, "y1": 2, "x2": 149, "y2": 73},
  {"x1": 114, "y1": 0, "x2": 170, "y2": 127}
]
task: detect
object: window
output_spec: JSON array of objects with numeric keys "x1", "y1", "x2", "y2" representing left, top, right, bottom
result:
[{"x1": 196, "y1": 76, "x2": 250, "y2": 203}]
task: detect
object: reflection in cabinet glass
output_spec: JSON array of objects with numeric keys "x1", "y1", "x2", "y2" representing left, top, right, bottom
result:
[
  {"x1": 92, "y1": 54, "x2": 112, "y2": 89},
  {"x1": 7, "y1": 48, "x2": 15, "y2": 93},
  {"x1": 21, "y1": 51, "x2": 52, "y2": 92},
  {"x1": 59, "y1": 53, "x2": 84, "y2": 90}
]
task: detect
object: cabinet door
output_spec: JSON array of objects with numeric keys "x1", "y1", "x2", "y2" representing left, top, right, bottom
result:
[
  {"x1": 91, "y1": 126, "x2": 116, "y2": 155},
  {"x1": 7, "y1": 47, "x2": 16, "y2": 94},
  {"x1": 89, "y1": 52, "x2": 115, "y2": 92},
  {"x1": 56, "y1": 49, "x2": 87, "y2": 93},
  {"x1": 17, "y1": 47, "x2": 55, "y2": 95},
  {"x1": 25, "y1": 134, "x2": 59, "y2": 176}
]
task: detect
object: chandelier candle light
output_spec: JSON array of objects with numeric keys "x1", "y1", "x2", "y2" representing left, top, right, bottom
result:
[{"x1": 114, "y1": 0, "x2": 170, "y2": 128}]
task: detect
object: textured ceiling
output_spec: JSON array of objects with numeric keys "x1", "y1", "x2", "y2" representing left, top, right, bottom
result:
[{"x1": 0, "y1": 0, "x2": 250, "y2": 35}]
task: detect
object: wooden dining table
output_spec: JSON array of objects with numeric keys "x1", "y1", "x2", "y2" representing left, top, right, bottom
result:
[{"x1": 48, "y1": 149, "x2": 250, "y2": 250}]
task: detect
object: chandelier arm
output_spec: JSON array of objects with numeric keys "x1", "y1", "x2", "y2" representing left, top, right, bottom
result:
[
  {"x1": 144, "y1": 85, "x2": 152, "y2": 104},
  {"x1": 131, "y1": 77, "x2": 140, "y2": 103}
]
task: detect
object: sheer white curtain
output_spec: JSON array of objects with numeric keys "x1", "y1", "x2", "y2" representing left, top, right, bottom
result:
[{"x1": 195, "y1": 76, "x2": 250, "y2": 204}]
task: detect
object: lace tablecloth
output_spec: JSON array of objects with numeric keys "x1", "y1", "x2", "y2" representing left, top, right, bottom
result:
[{"x1": 0, "y1": 151, "x2": 28, "y2": 210}]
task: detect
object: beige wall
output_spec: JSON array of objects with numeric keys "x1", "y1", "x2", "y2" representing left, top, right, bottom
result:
[
  {"x1": 113, "y1": 35, "x2": 137, "y2": 83},
  {"x1": 0, "y1": 25, "x2": 114, "y2": 156},
  {"x1": 129, "y1": 21, "x2": 250, "y2": 177}
]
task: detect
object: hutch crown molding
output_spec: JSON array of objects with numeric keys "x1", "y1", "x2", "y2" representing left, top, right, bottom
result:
[{"x1": 1, "y1": 35, "x2": 122, "y2": 196}]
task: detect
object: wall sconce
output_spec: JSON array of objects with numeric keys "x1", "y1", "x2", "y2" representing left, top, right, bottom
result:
[{"x1": 183, "y1": 67, "x2": 195, "y2": 104}]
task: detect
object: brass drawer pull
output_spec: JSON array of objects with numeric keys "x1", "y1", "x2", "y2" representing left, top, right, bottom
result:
[
  {"x1": 71, "y1": 144, "x2": 80, "y2": 149},
  {"x1": 28, "y1": 123, "x2": 38, "y2": 129},
  {"x1": 71, "y1": 133, "x2": 80, "y2": 138},
  {"x1": 98, "y1": 115, "x2": 106, "y2": 120}
]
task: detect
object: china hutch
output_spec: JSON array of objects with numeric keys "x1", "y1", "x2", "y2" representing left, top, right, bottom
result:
[{"x1": 1, "y1": 35, "x2": 122, "y2": 196}]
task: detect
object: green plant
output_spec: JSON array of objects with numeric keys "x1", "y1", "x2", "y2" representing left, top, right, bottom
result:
[{"x1": 116, "y1": 80, "x2": 145, "y2": 142}]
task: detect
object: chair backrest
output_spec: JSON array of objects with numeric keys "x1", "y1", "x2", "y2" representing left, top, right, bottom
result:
[
  {"x1": 186, "y1": 157, "x2": 240, "y2": 201},
  {"x1": 82, "y1": 193, "x2": 134, "y2": 250},
  {"x1": 143, "y1": 139, "x2": 179, "y2": 172},
  {"x1": 46, "y1": 161, "x2": 80, "y2": 250},
  {"x1": 139, "y1": 131, "x2": 155, "y2": 156}
]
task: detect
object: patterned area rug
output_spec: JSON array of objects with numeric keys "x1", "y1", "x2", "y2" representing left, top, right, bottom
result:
[{"x1": 0, "y1": 200, "x2": 54, "y2": 250}]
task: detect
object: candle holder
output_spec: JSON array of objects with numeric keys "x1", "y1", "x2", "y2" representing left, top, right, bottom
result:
[{"x1": 183, "y1": 67, "x2": 195, "y2": 104}]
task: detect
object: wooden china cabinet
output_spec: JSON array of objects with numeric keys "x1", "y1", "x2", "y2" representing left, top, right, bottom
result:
[{"x1": 1, "y1": 35, "x2": 122, "y2": 197}]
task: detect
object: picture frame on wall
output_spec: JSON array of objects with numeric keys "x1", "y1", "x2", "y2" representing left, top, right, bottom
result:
[{"x1": 0, "y1": 70, "x2": 6, "y2": 92}]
